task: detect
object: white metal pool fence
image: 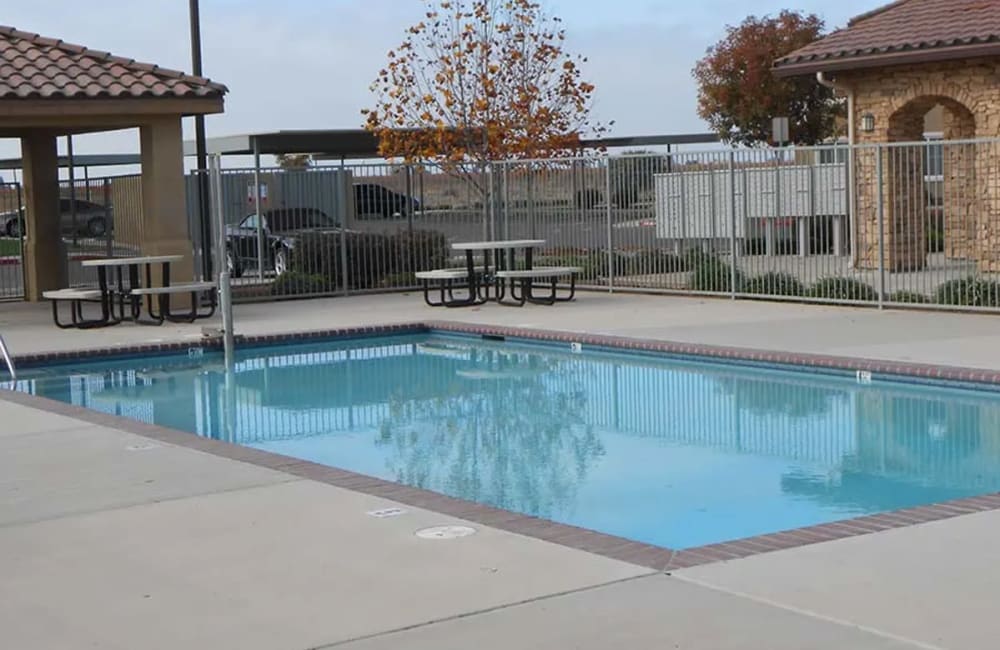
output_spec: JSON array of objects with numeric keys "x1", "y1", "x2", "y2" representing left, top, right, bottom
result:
[{"x1": 4, "y1": 139, "x2": 999, "y2": 312}]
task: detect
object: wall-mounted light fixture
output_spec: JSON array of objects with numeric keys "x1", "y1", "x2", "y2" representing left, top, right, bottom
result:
[{"x1": 860, "y1": 113, "x2": 876, "y2": 133}]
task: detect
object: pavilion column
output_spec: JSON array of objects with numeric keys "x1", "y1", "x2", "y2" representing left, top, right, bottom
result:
[
  {"x1": 140, "y1": 116, "x2": 195, "y2": 287},
  {"x1": 21, "y1": 131, "x2": 67, "y2": 301}
]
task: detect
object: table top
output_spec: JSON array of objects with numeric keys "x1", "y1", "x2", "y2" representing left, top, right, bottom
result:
[
  {"x1": 452, "y1": 239, "x2": 545, "y2": 251},
  {"x1": 81, "y1": 255, "x2": 184, "y2": 268}
]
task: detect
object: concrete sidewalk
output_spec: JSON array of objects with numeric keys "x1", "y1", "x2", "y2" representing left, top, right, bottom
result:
[
  {"x1": 0, "y1": 397, "x2": 929, "y2": 650},
  {"x1": 4, "y1": 293, "x2": 1000, "y2": 648},
  {"x1": 3, "y1": 291, "x2": 1000, "y2": 369}
]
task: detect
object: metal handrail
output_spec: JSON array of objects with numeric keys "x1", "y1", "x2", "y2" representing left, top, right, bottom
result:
[{"x1": 0, "y1": 334, "x2": 15, "y2": 385}]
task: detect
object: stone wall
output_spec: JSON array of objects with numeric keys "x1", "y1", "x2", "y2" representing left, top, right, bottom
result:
[{"x1": 838, "y1": 58, "x2": 1000, "y2": 272}]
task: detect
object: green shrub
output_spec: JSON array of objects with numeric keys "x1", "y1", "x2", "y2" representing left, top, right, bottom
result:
[
  {"x1": 689, "y1": 254, "x2": 744, "y2": 293},
  {"x1": 613, "y1": 250, "x2": 687, "y2": 276},
  {"x1": 809, "y1": 277, "x2": 877, "y2": 302},
  {"x1": 935, "y1": 277, "x2": 1000, "y2": 307},
  {"x1": 539, "y1": 251, "x2": 607, "y2": 283},
  {"x1": 290, "y1": 229, "x2": 449, "y2": 291},
  {"x1": 271, "y1": 271, "x2": 332, "y2": 296},
  {"x1": 977, "y1": 280, "x2": 1000, "y2": 307},
  {"x1": 888, "y1": 290, "x2": 929, "y2": 304},
  {"x1": 744, "y1": 272, "x2": 805, "y2": 297}
]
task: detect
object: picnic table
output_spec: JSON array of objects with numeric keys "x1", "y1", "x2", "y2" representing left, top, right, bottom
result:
[
  {"x1": 44, "y1": 254, "x2": 216, "y2": 328},
  {"x1": 416, "y1": 239, "x2": 580, "y2": 307},
  {"x1": 82, "y1": 255, "x2": 184, "y2": 323}
]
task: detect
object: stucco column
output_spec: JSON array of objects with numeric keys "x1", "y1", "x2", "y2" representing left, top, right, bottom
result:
[
  {"x1": 140, "y1": 116, "x2": 194, "y2": 287},
  {"x1": 21, "y1": 131, "x2": 67, "y2": 301}
]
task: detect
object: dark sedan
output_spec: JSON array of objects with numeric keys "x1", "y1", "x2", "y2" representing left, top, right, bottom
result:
[{"x1": 225, "y1": 207, "x2": 341, "y2": 277}]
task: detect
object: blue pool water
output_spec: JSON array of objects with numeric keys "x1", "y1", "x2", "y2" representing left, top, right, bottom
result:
[{"x1": 17, "y1": 333, "x2": 1000, "y2": 549}]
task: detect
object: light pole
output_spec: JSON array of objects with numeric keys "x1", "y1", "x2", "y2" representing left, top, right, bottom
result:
[{"x1": 189, "y1": 0, "x2": 212, "y2": 280}]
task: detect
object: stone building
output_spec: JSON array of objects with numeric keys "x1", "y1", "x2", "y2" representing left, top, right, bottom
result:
[{"x1": 774, "y1": 0, "x2": 1000, "y2": 272}]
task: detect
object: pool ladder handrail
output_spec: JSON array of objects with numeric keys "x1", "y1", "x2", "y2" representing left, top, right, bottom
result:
[{"x1": 0, "y1": 334, "x2": 15, "y2": 386}]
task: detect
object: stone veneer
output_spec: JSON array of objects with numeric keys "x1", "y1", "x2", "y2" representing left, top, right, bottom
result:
[{"x1": 838, "y1": 58, "x2": 1000, "y2": 272}]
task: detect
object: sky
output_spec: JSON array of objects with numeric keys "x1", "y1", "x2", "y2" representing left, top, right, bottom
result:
[{"x1": 0, "y1": 0, "x2": 878, "y2": 173}]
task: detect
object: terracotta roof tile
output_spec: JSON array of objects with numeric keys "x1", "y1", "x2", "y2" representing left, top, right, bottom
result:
[
  {"x1": 775, "y1": 0, "x2": 1000, "y2": 73},
  {"x1": 0, "y1": 25, "x2": 227, "y2": 100}
]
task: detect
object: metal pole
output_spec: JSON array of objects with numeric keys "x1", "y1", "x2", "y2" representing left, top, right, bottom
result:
[
  {"x1": 190, "y1": 0, "x2": 213, "y2": 280},
  {"x1": 67, "y1": 136, "x2": 78, "y2": 246},
  {"x1": 729, "y1": 151, "x2": 738, "y2": 299},
  {"x1": 210, "y1": 154, "x2": 235, "y2": 368},
  {"x1": 876, "y1": 144, "x2": 886, "y2": 309},
  {"x1": 605, "y1": 157, "x2": 614, "y2": 292},
  {"x1": 253, "y1": 140, "x2": 264, "y2": 281}
]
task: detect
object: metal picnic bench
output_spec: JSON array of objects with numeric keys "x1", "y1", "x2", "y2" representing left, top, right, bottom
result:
[{"x1": 416, "y1": 239, "x2": 580, "y2": 307}]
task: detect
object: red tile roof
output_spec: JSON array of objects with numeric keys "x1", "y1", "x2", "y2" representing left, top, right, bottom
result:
[
  {"x1": 774, "y1": 0, "x2": 1000, "y2": 75},
  {"x1": 0, "y1": 25, "x2": 227, "y2": 100}
]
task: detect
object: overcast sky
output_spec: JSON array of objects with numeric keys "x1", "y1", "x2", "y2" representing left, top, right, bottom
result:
[{"x1": 1, "y1": 0, "x2": 877, "y2": 173}]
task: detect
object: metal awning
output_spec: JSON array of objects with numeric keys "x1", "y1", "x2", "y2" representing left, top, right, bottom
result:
[
  {"x1": 182, "y1": 130, "x2": 381, "y2": 159},
  {"x1": 183, "y1": 129, "x2": 722, "y2": 160}
]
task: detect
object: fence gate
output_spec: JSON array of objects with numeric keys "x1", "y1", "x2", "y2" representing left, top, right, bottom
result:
[{"x1": 0, "y1": 182, "x2": 24, "y2": 300}]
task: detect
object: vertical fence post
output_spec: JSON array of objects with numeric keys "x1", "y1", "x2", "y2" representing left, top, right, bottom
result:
[
  {"x1": 405, "y1": 163, "x2": 415, "y2": 277},
  {"x1": 770, "y1": 153, "x2": 780, "y2": 257},
  {"x1": 527, "y1": 169, "x2": 536, "y2": 239},
  {"x1": 485, "y1": 162, "x2": 494, "y2": 242},
  {"x1": 103, "y1": 178, "x2": 113, "y2": 258},
  {"x1": 338, "y1": 158, "x2": 350, "y2": 295},
  {"x1": 502, "y1": 163, "x2": 511, "y2": 240},
  {"x1": 605, "y1": 156, "x2": 614, "y2": 293},
  {"x1": 15, "y1": 182, "x2": 25, "y2": 298},
  {"x1": 253, "y1": 140, "x2": 265, "y2": 281},
  {"x1": 876, "y1": 144, "x2": 886, "y2": 309},
  {"x1": 729, "y1": 151, "x2": 738, "y2": 300}
]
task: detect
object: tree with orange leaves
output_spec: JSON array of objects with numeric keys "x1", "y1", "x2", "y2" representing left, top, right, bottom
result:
[{"x1": 363, "y1": 0, "x2": 608, "y2": 183}]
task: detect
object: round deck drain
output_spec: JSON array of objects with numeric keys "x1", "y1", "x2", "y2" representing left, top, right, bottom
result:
[
  {"x1": 126, "y1": 443, "x2": 160, "y2": 452},
  {"x1": 415, "y1": 525, "x2": 477, "y2": 540}
]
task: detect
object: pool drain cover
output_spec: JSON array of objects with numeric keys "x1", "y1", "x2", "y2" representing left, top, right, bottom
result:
[
  {"x1": 415, "y1": 525, "x2": 477, "y2": 540},
  {"x1": 126, "y1": 443, "x2": 160, "y2": 452}
]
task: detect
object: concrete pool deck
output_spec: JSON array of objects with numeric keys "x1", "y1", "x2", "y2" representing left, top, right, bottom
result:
[{"x1": 2, "y1": 293, "x2": 1000, "y2": 648}]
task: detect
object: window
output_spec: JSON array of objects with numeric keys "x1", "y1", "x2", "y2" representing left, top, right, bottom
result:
[
  {"x1": 817, "y1": 147, "x2": 847, "y2": 165},
  {"x1": 269, "y1": 209, "x2": 332, "y2": 231},
  {"x1": 240, "y1": 213, "x2": 259, "y2": 229},
  {"x1": 924, "y1": 134, "x2": 944, "y2": 181}
]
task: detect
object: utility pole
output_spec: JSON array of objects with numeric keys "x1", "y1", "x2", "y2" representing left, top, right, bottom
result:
[{"x1": 190, "y1": 0, "x2": 213, "y2": 279}]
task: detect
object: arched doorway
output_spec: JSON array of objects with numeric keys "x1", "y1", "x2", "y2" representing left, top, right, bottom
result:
[{"x1": 884, "y1": 96, "x2": 977, "y2": 270}]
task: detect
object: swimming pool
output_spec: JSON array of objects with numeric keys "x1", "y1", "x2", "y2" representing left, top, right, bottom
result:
[{"x1": 15, "y1": 331, "x2": 1000, "y2": 550}]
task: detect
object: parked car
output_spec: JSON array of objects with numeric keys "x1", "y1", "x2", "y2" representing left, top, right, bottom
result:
[
  {"x1": 225, "y1": 207, "x2": 341, "y2": 277},
  {"x1": 1, "y1": 198, "x2": 112, "y2": 238},
  {"x1": 354, "y1": 183, "x2": 420, "y2": 219}
]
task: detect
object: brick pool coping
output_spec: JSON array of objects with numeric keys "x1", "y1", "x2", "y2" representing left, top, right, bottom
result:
[{"x1": 5, "y1": 319, "x2": 1000, "y2": 573}]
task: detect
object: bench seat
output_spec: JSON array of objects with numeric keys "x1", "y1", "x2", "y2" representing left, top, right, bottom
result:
[
  {"x1": 129, "y1": 281, "x2": 217, "y2": 296},
  {"x1": 42, "y1": 289, "x2": 102, "y2": 301},
  {"x1": 43, "y1": 288, "x2": 109, "y2": 329},
  {"x1": 494, "y1": 266, "x2": 581, "y2": 279},
  {"x1": 493, "y1": 266, "x2": 580, "y2": 306}
]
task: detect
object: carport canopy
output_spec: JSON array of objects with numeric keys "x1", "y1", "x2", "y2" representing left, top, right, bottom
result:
[{"x1": 183, "y1": 130, "x2": 721, "y2": 160}]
